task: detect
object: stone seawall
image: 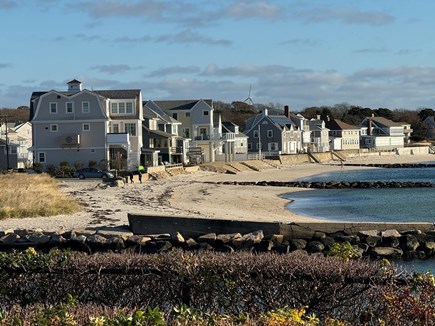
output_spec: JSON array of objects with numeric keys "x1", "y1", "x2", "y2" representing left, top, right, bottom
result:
[{"x1": 1, "y1": 222, "x2": 434, "y2": 261}]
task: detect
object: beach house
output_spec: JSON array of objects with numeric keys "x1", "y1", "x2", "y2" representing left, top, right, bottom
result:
[
  {"x1": 244, "y1": 107, "x2": 302, "y2": 156},
  {"x1": 325, "y1": 118, "x2": 360, "y2": 150},
  {"x1": 30, "y1": 79, "x2": 143, "y2": 170},
  {"x1": 360, "y1": 115, "x2": 406, "y2": 150}
]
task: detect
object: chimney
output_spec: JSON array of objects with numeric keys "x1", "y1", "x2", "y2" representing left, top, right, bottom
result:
[
  {"x1": 263, "y1": 108, "x2": 268, "y2": 116},
  {"x1": 368, "y1": 118, "x2": 372, "y2": 136},
  {"x1": 326, "y1": 115, "x2": 330, "y2": 122},
  {"x1": 316, "y1": 114, "x2": 321, "y2": 120},
  {"x1": 284, "y1": 105, "x2": 290, "y2": 118}
]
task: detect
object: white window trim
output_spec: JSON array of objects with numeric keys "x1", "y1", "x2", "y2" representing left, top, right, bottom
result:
[
  {"x1": 49, "y1": 102, "x2": 57, "y2": 114},
  {"x1": 185, "y1": 112, "x2": 190, "y2": 117},
  {"x1": 125, "y1": 122, "x2": 137, "y2": 136},
  {"x1": 126, "y1": 102, "x2": 133, "y2": 114},
  {"x1": 253, "y1": 130, "x2": 259, "y2": 138},
  {"x1": 50, "y1": 124, "x2": 58, "y2": 132},
  {"x1": 38, "y1": 152, "x2": 46, "y2": 163},
  {"x1": 66, "y1": 102, "x2": 74, "y2": 114},
  {"x1": 267, "y1": 130, "x2": 273, "y2": 138},
  {"x1": 110, "y1": 101, "x2": 135, "y2": 115},
  {"x1": 83, "y1": 123, "x2": 90, "y2": 132},
  {"x1": 111, "y1": 103, "x2": 118, "y2": 114},
  {"x1": 203, "y1": 110, "x2": 209, "y2": 116},
  {"x1": 82, "y1": 101, "x2": 90, "y2": 113}
]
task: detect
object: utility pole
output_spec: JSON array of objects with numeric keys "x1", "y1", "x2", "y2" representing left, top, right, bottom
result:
[
  {"x1": 258, "y1": 124, "x2": 261, "y2": 159},
  {"x1": 0, "y1": 115, "x2": 10, "y2": 170}
]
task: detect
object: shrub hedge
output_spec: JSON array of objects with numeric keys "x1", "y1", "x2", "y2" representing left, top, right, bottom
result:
[{"x1": 0, "y1": 248, "x2": 433, "y2": 325}]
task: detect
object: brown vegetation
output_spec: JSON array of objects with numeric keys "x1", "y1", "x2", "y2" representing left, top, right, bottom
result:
[{"x1": 0, "y1": 173, "x2": 81, "y2": 219}]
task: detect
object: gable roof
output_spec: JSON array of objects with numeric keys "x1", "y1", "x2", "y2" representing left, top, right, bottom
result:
[
  {"x1": 325, "y1": 119, "x2": 359, "y2": 130},
  {"x1": 268, "y1": 115, "x2": 297, "y2": 129},
  {"x1": 93, "y1": 89, "x2": 141, "y2": 99},
  {"x1": 151, "y1": 99, "x2": 212, "y2": 111},
  {"x1": 361, "y1": 116, "x2": 403, "y2": 128}
]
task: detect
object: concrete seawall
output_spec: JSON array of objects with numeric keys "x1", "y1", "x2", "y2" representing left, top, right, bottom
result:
[{"x1": 128, "y1": 213, "x2": 435, "y2": 238}]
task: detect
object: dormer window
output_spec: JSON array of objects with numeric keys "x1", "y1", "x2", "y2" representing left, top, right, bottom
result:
[{"x1": 110, "y1": 101, "x2": 134, "y2": 115}]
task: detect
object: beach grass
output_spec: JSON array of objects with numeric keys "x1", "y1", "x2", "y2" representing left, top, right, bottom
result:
[{"x1": 0, "y1": 173, "x2": 81, "y2": 219}]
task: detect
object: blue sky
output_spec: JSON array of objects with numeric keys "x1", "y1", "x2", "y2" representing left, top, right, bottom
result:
[{"x1": 1, "y1": 0, "x2": 435, "y2": 111}]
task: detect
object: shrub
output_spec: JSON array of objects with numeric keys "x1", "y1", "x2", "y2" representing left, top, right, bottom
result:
[{"x1": 32, "y1": 162, "x2": 44, "y2": 173}]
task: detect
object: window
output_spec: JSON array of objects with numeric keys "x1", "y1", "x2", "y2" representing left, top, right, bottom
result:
[
  {"x1": 38, "y1": 152, "x2": 46, "y2": 163},
  {"x1": 66, "y1": 102, "x2": 74, "y2": 114},
  {"x1": 185, "y1": 112, "x2": 190, "y2": 117},
  {"x1": 50, "y1": 124, "x2": 58, "y2": 132},
  {"x1": 119, "y1": 103, "x2": 125, "y2": 114},
  {"x1": 82, "y1": 102, "x2": 90, "y2": 113},
  {"x1": 172, "y1": 113, "x2": 178, "y2": 120},
  {"x1": 83, "y1": 123, "x2": 90, "y2": 131},
  {"x1": 203, "y1": 111, "x2": 209, "y2": 116},
  {"x1": 49, "y1": 102, "x2": 57, "y2": 114},
  {"x1": 111, "y1": 102, "x2": 134, "y2": 115},
  {"x1": 253, "y1": 130, "x2": 259, "y2": 138},
  {"x1": 248, "y1": 143, "x2": 252, "y2": 150},
  {"x1": 111, "y1": 123, "x2": 119, "y2": 133},
  {"x1": 267, "y1": 130, "x2": 273, "y2": 138},
  {"x1": 111, "y1": 103, "x2": 118, "y2": 114},
  {"x1": 91, "y1": 148, "x2": 95, "y2": 153},
  {"x1": 183, "y1": 128, "x2": 190, "y2": 138},
  {"x1": 126, "y1": 102, "x2": 133, "y2": 114},
  {"x1": 125, "y1": 123, "x2": 136, "y2": 136}
]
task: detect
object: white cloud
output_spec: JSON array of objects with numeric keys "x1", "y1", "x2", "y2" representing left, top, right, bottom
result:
[
  {"x1": 293, "y1": 7, "x2": 394, "y2": 26},
  {"x1": 147, "y1": 65, "x2": 201, "y2": 77}
]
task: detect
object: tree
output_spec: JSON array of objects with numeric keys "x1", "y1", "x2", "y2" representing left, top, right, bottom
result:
[{"x1": 417, "y1": 108, "x2": 435, "y2": 121}]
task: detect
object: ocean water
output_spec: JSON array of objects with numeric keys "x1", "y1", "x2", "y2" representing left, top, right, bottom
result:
[{"x1": 283, "y1": 165, "x2": 435, "y2": 272}]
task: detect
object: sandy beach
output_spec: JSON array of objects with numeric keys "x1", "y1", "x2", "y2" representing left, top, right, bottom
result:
[{"x1": 1, "y1": 154, "x2": 434, "y2": 232}]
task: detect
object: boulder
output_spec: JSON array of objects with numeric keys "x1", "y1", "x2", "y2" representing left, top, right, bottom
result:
[
  {"x1": 0, "y1": 233, "x2": 19, "y2": 244},
  {"x1": 381, "y1": 236, "x2": 399, "y2": 248},
  {"x1": 306, "y1": 240, "x2": 325, "y2": 253},
  {"x1": 240, "y1": 230, "x2": 264, "y2": 247},
  {"x1": 87, "y1": 234, "x2": 108, "y2": 250},
  {"x1": 320, "y1": 236, "x2": 335, "y2": 249},
  {"x1": 107, "y1": 237, "x2": 125, "y2": 251},
  {"x1": 126, "y1": 235, "x2": 151, "y2": 246},
  {"x1": 143, "y1": 241, "x2": 172, "y2": 253},
  {"x1": 358, "y1": 230, "x2": 380, "y2": 238},
  {"x1": 253, "y1": 240, "x2": 274, "y2": 252},
  {"x1": 365, "y1": 235, "x2": 382, "y2": 247},
  {"x1": 26, "y1": 232, "x2": 51, "y2": 244},
  {"x1": 197, "y1": 233, "x2": 217, "y2": 244},
  {"x1": 381, "y1": 229, "x2": 401, "y2": 238},
  {"x1": 290, "y1": 239, "x2": 307, "y2": 250},
  {"x1": 216, "y1": 233, "x2": 241, "y2": 245},
  {"x1": 400, "y1": 234, "x2": 420, "y2": 251},
  {"x1": 371, "y1": 247, "x2": 403, "y2": 259}
]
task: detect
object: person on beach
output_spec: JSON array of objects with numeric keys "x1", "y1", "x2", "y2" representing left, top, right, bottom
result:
[
  {"x1": 138, "y1": 165, "x2": 145, "y2": 184},
  {"x1": 129, "y1": 171, "x2": 134, "y2": 183}
]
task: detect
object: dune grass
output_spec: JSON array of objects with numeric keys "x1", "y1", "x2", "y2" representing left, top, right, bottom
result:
[{"x1": 0, "y1": 173, "x2": 81, "y2": 219}]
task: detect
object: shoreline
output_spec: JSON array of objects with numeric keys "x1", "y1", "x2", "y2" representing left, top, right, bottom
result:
[{"x1": 0, "y1": 154, "x2": 434, "y2": 232}]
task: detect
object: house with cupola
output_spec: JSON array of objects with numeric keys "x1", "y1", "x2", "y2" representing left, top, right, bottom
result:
[{"x1": 30, "y1": 79, "x2": 143, "y2": 170}]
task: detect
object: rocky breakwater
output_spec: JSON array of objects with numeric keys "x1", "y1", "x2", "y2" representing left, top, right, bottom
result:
[
  {"x1": 211, "y1": 180, "x2": 435, "y2": 189},
  {"x1": 0, "y1": 227, "x2": 434, "y2": 261}
]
